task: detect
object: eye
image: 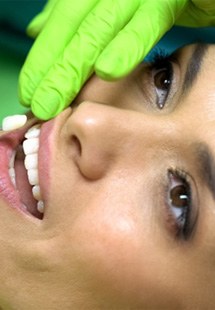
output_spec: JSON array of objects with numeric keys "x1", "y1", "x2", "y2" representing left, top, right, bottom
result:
[
  {"x1": 152, "y1": 62, "x2": 173, "y2": 109},
  {"x1": 167, "y1": 169, "x2": 196, "y2": 240}
]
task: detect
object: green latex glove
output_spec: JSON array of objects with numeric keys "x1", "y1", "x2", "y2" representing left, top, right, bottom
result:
[
  {"x1": 177, "y1": 0, "x2": 215, "y2": 27},
  {"x1": 18, "y1": 0, "x2": 214, "y2": 120}
]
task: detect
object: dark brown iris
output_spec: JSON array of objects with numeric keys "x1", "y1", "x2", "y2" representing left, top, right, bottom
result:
[
  {"x1": 170, "y1": 185, "x2": 189, "y2": 208},
  {"x1": 154, "y1": 69, "x2": 170, "y2": 90}
]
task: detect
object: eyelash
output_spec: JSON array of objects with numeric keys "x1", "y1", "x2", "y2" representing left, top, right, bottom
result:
[
  {"x1": 150, "y1": 49, "x2": 171, "y2": 67},
  {"x1": 149, "y1": 49, "x2": 174, "y2": 109},
  {"x1": 166, "y1": 168, "x2": 194, "y2": 240}
]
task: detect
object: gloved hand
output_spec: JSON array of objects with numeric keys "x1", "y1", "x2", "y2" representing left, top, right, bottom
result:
[
  {"x1": 176, "y1": 0, "x2": 215, "y2": 27},
  {"x1": 18, "y1": 0, "x2": 214, "y2": 120}
]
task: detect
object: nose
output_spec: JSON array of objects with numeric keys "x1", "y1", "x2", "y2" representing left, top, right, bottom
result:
[{"x1": 66, "y1": 101, "x2": 172, "y2": 180}]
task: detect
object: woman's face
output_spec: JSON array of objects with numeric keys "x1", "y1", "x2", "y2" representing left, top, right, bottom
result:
[{"x1": 0, "y1": 43, "x2": 215, "y2": 309}]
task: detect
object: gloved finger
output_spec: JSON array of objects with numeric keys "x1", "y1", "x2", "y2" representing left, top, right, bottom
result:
[
  {"x1": 30, "y1": 0, "x2": 140, "y2": 120},
  {"x1": 176, "y1": 0, "x2": 215, "y2": 27},
  {"x1": 27, "y1": 0, "x2": 58, "y2": 38},
  {"x1": 19, "y1": 0, "x2": 99, "y2": 108},
  {"x1": 95, "y1": 0, "x2": 188, "y2": 80},
  {"x1": 192, "y1": 0, "x2": 215, "y2": 13}
]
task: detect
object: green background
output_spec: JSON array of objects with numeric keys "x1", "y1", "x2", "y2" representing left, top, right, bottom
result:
[
  {"x1": 0, "y1": 1, "x2": 215, "y2": 124},
  {"x1": 0, "y1": 0, "x2": 45, "y2": 123}
]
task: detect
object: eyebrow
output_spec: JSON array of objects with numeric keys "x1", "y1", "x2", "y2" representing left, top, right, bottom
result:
[
  {"x1": 194, "y1": 143, "x2": 215, "y2": 201},
  {"x1": 182, "y1": 43, "x2": 209, "y2": 94}
]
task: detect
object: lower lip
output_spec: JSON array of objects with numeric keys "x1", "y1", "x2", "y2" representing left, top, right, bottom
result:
[{"x1": 0, "y1": 129, "x2": 29, "y2": 213}]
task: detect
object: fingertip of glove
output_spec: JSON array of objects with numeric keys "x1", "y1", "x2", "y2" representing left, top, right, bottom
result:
[
  {"x1": 95, "y1": 60, "x2": 116, "y2": 81},
  {"x1": 31, "y1": 96, "x2": 63, "y2": 121},
  {"x1": 26, "y1": 27, "x2": 38, "y2": 39},
  {"x1": 26, "y1": 14, "x2": 46, "y2": 38},
  {"x1": 95, "y1": 56, "x2": 126, "y2": 81},
  {"x1": 95, "y1": 67, "x2": 114, "y2": 81}
]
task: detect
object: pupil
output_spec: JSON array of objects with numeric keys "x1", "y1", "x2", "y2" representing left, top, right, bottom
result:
[
  {"x1": 170, "y1": 185, "x2": 188, "y2": 208},
  {"x1": 155, "y1": 70, "x2": 170, "y2": 90}
]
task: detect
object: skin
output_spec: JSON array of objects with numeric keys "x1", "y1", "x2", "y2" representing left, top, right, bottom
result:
[{"x1": 0, "y1": 43, "x2": 215, "y2": 309}]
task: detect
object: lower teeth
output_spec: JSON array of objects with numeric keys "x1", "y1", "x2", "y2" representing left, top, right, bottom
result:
[
  {"x1": 37, "y1": 201, "x2": 44, "y2": 213},
  {"x1": 8, "y1": 147, "x2": 44, "y2": 216}
]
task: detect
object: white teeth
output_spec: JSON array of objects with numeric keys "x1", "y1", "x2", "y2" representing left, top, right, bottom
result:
[
  {"x1": 32, "y1": 185, "x2": 41, "y2": 201},
  {"x1": 23, "y1": 138, "x2": 39, "y2": 155},
  {"x1": 7, "y1": 123, "x2": 45, "y2": 216},
  {"x1": 2, "y1": 115, "x2": 27, "y2": 131},
  {"x1": 24, "y1": 153, "x2": 38, "y2": 170},
  {"x1": 24, "y1": 124, "x2": 41, "y2": 139},
  {"x1": 24, "y1": 126, "x2": 42, "y2": 205},
  {"x1": 9, "y1": 167, "x2": 16, "y2": 187},
  {"x1": 9, "y1": 150, "x2": 16, "y2": 168},
  {"x1": 9, "y1": 151, "x2": 16, "y2": 187},
  {"x1": 27, "y1": 169, "x2": 39, "y2": 186},
  {"x1": 37, "y1": 200, "x2": 44, "y2": 214}
]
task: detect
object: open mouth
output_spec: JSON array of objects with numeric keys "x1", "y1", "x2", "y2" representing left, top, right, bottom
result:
[{"x1": 8, "y1": 124, "x2": 44, "y2": 220}]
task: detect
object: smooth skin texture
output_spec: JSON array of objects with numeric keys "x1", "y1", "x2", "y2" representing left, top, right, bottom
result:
[
  {"x1": 18, "y1": 0, "x2": 215, "y2": 120},
  {"x1": 1, "y1": 43, "x2": 215, "y2": 309}
]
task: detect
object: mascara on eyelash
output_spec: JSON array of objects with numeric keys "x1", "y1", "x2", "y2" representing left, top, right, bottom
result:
[{"x1": 148, "y1": 48, "x2": 171, "y2": 67}]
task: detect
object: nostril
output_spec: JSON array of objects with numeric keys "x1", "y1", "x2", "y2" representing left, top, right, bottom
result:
[
  {"x1": 71, "y1": 135, "x2": 82, "y2": 156},
  {"x1": 71, "y1": 133, "x2": 107, "y2": 181}
]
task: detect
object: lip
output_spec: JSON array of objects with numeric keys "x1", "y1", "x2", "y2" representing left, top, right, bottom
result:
[
  {"x1": 0, "y1": 116, "x2": 56, "y2": 220},
  {"x1": 0, "y1": 114, "x2": 60, "y2": 220}
]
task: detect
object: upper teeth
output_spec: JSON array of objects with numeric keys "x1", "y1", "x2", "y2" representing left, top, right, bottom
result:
[
  {"x1": 9, "y1": 124, "x2": 44, "y2": 214},
  {"x1": 2, "y1": 115, "x2": 27, "y2": 131}
]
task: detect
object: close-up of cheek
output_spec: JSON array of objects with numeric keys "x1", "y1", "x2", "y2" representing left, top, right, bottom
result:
[
  {"x1": 66, "y1": 210, "x2": 181, "y2": 309},
  {"x1": 45, "y1": 170, "x2": 176, "y2": 308},
  {"x1": 63, "y1": 208, "x2": 150, "y2": 304}
]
